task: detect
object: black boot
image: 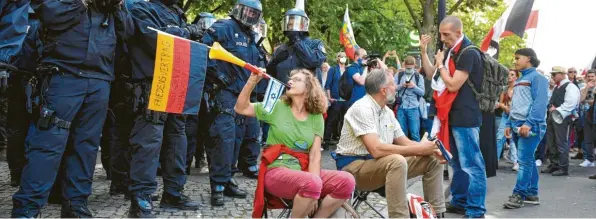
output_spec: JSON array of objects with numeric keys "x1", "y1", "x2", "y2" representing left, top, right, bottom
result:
[
  {"x1": 186, "y1": 166, "x2": 191, "y2": 175},
  {"x1": 242, "y1": 165, "x2": 258, "y2": 179},
  {"x1": 159, "y1": 192, "x2": 203, "y2": 210},
  {"x1": 128, "y1": 195, "x2": 155, "y2": 218},
  {"x1": 541, "y1": 165, "x2": 558, "y2": 174},
  {"x1": 10, "y1": 171, "x2": 20, "y2": 187},
  {"x1": 60, "y1": 201, "x2": 93, "y2": 218},
  {"x1": 210, "y1": 184, "x2": 225, "y2": 206},
  {"x1": 110, "y1": 183, "x2": 127, "y2": 196},
  {"x1": 224, "y1": 177, "x2": 247, "y2": 198}
]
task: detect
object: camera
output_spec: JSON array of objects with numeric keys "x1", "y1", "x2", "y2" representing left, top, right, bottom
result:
[
  {"x1": 38, "y1": 106, "x2": 55, "y2": 130},
  {"x1": 362, "y1": 53, "x2": 382, "y2": 67}
]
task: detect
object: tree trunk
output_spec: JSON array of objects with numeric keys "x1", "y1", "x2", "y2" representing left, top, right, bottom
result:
[{"x1": 421, "y1": 0, "x2": 437, "y2": 63}]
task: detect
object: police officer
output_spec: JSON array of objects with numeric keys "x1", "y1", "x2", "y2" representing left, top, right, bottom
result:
[
  {"x1": 235, "y1": 18, "x2": 268, "y2": 179},
  {"x1": 201, "y1": 0, "x2": 262, "y2": 206},
  {"x1": 185, "y1": 12, "x2": 216, "y2": 175},
  {"x1": 0, "y1": 0, "x2": 30, "y2": 161},
  {"x1": 0, "y1": 0, "x2": 29, "y2": 94},
  {"x1": 11, "y1": 0, "x2": 132, "y2": 217},
  {"x1": 266, "y1": 0, "x2": 326, "y2": 85},
  {"x1": 6, "y1": 3, "x2": 41, "y2": 188},
  {"x1": 127, "y1": 0, "x2": 205, "y2": 217}
]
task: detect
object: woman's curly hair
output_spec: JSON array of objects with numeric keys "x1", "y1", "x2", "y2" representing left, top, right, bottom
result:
[{"x1": 280, "y1": 69, "x2": 328, "y2": 115}]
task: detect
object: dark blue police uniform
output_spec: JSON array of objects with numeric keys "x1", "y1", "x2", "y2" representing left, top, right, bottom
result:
[
  {"x1": 267, "y1": 37, "x2": 326, "y2": 84},
  {"x1": 6, "y1": 4, "x2": 42, "y2": 187},
  {"x1": 201, "y1": 18, "x2": 259, "y2": 194},
  {"x1": 0, "y1": 0, "x2": 29, "y2": 65},
  {"x1": 11, "y1": 0, "x2": 132, "y2": 217},
  {"x1": 127, "y1": 0, "x2": 197, "y2": 200}
]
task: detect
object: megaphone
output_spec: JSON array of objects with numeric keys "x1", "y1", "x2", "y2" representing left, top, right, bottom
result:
[
  {"x1": 551, "y1": 109, "x2": 570, "y2": 124},
  {"x1": 209, "y1": 42, "x2": 291, "y2": 88}
]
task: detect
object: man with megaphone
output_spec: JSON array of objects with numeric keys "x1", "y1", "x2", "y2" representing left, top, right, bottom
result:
[
  {"x1": 201, "y1": 0, "x2": 262, "y2": 207},
  {"x1": 541, "y1": 66, "x2": 580, "y2": 177}
]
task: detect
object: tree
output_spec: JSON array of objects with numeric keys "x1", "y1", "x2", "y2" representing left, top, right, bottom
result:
[{"x1": 455, "y1": 1, "x2": 525, "y2": 68}]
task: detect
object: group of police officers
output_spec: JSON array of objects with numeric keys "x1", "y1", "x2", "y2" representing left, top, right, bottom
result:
[{"x1": 0, "y1": 0, "x2": 326, "y2": 217}]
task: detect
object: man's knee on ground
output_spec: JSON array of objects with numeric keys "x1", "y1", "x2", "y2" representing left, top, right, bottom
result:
[{"x1": 298, "y1": 173, "x2": 323, "y2": 199}]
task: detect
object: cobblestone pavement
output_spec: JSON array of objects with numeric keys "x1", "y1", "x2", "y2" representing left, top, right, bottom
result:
[{"x1": 0, "y1": 150, "x2": 393, "y2": 218}]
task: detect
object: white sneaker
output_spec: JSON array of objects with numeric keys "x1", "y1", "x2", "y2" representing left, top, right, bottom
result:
[
  {"x1": 512, "y1": 163, "x2": 519, "y2": 171},
  {"x1": 535, "y1": 160, "x2": 542, "y2": 167},
  {"x1": 579, "y1": 160, "x2": 595, "y2": 167}
]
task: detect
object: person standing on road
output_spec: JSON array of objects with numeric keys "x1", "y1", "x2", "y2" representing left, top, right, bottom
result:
[
  {"x1": 420, "y1": 15, "x2": 487, "y2": 218},
  {"x1": 542, "y1": 66, "x2": 580, "y2": 177},
  {"x1": 502, "y1": 48, "x2": 548, "y2": 209}
]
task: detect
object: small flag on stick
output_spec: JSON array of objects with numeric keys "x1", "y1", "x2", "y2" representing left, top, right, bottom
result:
[{"x1": 262, "y1": 78, "x2": 285, "y2": 113}]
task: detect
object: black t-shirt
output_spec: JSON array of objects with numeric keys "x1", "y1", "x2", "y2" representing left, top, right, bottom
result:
[{"x1": 449, "y1": 47, "x2": 484, "y2": 127}]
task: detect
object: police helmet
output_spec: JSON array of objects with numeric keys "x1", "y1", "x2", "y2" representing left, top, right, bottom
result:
[
  {"x1": 230, "y1": 0, "x2": 263, "y2": 28},
  {"x1": 281, "y1": 7, "x2": 309, "y2": 32},
  {"x1": 194, "y1": 12, "x2": 216, "y2": 30},
  {"x1": 253, "y1": 18, "x2": 267, "y2": 38}
]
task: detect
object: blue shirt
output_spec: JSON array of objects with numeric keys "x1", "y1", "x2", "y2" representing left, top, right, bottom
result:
[
  {"x1": 449, "y1": 37, "x2": 483, "y2": 127},
  {"x1": 395, "y1": 72, "x2": 425, "y2": 109},
  {"x1": 347, "y1": 63, "x2": 365, "y2": 104},
  {"x1": 507, "y1": 67, "x2": 549, "y2": 129},
  {"x1": 0, "y1": 0, "x2": 29, "y2": 64},
  {"x1": 325, "y1": 64, "x2": 344, "y2": 100},
  {"x1": 11, "y1": 10, "x2": 42, "y2": 74}
]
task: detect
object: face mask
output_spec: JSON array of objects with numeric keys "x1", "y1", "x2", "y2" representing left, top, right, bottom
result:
[
  {"x1": 339, "y1": 57, "x2": 347, "y2": 64},
  {"x1": 405, "y1": 68, "x2": 415, "y2": 74}
]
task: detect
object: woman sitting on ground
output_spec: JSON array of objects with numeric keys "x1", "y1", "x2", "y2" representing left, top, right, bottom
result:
[{"x1": 235, "y1": 68, "x2": 355, "y2": 218}]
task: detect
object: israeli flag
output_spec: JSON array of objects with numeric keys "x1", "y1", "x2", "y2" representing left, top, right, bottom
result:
[{"x1": 263, "y1": 78, "x2": 285, "y2": 113}]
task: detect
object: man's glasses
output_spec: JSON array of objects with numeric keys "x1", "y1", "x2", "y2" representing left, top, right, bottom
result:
[{"x1": 569, "y1": 71, "x2": 577, "y2": 73}]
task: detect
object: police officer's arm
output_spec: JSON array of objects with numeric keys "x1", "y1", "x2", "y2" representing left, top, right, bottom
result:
[
  {"x1": 36, "y1": 0, "x2": 87, "y2": 32},
  {"x1": 235, "y1": 73, "x2": 260, "y2": 117},
  {"x1": 113, "y1": 6, "x2": 135, "y2": 42},
  {"x1": 293, "y1": 40, "x2": 326, "y2": 69},
  {"x1": 0, "y1": 0, "x2": 29, "y2": 64},
  {"x1": 129, "y1": 3, "x2": 191, "y2": 39}
]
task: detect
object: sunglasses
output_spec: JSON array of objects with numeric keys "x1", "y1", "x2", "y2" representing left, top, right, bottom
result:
[{"x1": 568, "y1": 71, "x2": 577, "y2": 73}]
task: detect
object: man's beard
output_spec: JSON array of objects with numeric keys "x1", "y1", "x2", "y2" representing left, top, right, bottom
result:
[{"x1": 386, "y1": 91, "x2": 396, "y2": 104}]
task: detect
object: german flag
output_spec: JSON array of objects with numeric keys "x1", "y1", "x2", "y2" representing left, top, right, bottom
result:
[{"x1": 148, "y1": 29, "x2": 208, "y2": 115}]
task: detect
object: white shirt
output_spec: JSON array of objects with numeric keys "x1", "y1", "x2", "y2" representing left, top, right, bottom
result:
[
  {"x1": 336, "y1": 95, "x2": 405, "y2": 156},
  {"x1": 555, "y1": 78, "x2": 580, "y2": 119}
]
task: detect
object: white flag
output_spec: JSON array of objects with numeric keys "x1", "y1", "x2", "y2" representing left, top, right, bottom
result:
[{"x1": 263, "y1": 78, "x2": 285, "y2": 113}]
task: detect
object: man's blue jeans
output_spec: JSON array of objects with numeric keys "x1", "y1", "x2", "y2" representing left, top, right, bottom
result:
[
  {"x1": 511, "y1": 122, "x2": 546, "y2": 198},
  {"x1": 449, "y1": 126, "x2": 486, "y2": 217},
  {"x1": 397, "y1": 108, "x2": 421, "y2": 141},
  {"x1": 496, "y1": 113, "x2": 517, "y2": 162}
]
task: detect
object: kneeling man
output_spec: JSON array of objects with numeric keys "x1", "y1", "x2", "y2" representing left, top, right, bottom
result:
[{"x1": 335, "y1": 69, "x2": 446, "y2": 218}]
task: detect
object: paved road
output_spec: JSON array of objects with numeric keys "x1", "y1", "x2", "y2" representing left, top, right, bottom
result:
[{"x1": 0, "y1": 150, "x2": 594, "y2": 218}]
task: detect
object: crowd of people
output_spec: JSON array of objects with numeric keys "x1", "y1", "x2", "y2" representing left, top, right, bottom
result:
[{"x1": 0, "y1": 0, "x2": 594, "y2": 218}]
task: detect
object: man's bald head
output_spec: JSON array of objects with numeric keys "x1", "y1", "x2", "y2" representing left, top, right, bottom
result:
[
  {"x1": 440, "y1": 16, "x2": 463, "y2": 31},
  {"x1": 439, "y1": 16, "x2": 464, "y2": 49}
]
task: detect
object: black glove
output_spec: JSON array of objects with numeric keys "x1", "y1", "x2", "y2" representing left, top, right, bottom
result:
[
  {"x1": 186, "y1": 24, "x2": 202, "y2": 41},
  {"x1": 284, "y1": 31, "x2": 304, "y2": 44},
  {"x1": 104, "y1": 0, "x2": 123, "y2": 12},
  {"x1": 0, "y1": 70, "x2": 9, "y2": 94},
  {"x1": 88, "y1": 0, "x2": 108, "y2": 11}
]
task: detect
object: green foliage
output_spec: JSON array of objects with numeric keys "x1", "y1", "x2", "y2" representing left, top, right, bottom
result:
[{"x1": 183, "y1": 0, "x2": 521, "y2": 67}]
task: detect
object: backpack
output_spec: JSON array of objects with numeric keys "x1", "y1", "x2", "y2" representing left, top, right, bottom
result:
[
  {"x1": 339, "y1": 65, "x2": 356, "y2": 100},
  {"x1": 455, "y1": 45, "x2": 509, "y2": 113}
]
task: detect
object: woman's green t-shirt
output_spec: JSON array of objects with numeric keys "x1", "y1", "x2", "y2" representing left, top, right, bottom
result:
[{"x1": 254, "y1": 100, "x2": 324, "y2": 170}]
